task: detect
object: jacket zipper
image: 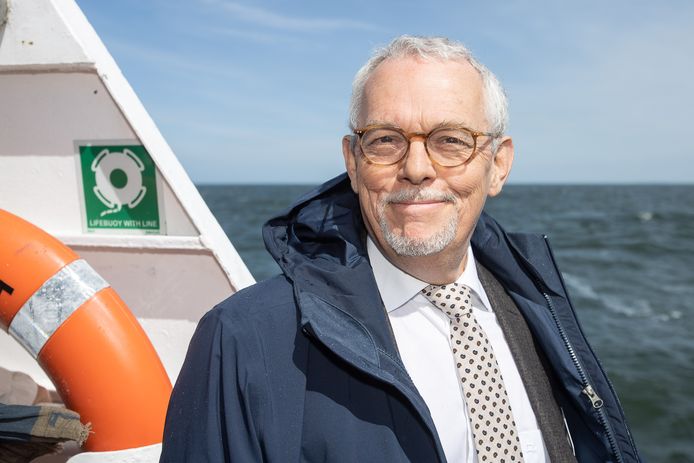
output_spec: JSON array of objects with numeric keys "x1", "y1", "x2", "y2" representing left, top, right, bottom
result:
[
  {"x1": 582, "y1": 384, "x2": 604, "y2": 408},
  {"x1": 529, "y1": 236, "x2": 624, "y2": 463}
]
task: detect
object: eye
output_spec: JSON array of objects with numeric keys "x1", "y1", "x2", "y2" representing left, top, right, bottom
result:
[
  {"x1": 431, "y1": 130, "x2": 475, "y2": 150},
  {"x1": 373, "y1": 135, "x2": 395, "y2": 144},
  {"x1": 443, "y1": 136, "x2": 465, "y2": 145},
  {"x1": 363, "y1": 129, "x2": 403, "y2": 147}
]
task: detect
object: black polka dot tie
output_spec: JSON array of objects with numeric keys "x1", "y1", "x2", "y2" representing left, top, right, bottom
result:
[{"x1": 422, "y1": 283, "x2": 524, "y2": 463}]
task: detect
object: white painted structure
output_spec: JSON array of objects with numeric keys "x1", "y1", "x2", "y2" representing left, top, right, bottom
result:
[{"x1": 0, "y1": 0, "x2": 255, "y2": 460}]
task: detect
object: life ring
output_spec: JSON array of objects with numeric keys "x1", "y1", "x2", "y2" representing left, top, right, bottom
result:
[{"x1": 0, "y1": 209, "x2": 172, "y2": 452}]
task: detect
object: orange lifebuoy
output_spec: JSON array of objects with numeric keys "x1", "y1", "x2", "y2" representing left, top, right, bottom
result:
[{"x1": 0, "y1": 209, "x2": 172, "y2": 452}]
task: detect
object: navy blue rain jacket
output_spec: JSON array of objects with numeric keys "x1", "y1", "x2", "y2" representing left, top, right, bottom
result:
[{"x1": 160, "y1": 174, "x2": 641, "y2": 462}]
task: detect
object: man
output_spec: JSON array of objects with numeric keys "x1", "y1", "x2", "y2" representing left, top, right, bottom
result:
[{"x1": 161, "y1": 36, "x2": 641, "y2": 462}]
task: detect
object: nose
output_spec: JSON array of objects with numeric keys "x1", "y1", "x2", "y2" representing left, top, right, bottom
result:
[{"x1": 399, "y1": 136, "x2": 437, "y2": 185}]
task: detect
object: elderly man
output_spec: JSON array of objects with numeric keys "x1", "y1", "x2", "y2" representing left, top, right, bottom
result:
[{"x1": 161, "y1": 36, "x2": 641, "y2": 462}]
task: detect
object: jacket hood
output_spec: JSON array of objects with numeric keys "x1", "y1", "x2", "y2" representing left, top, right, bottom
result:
[
  {"x1": 263, "y1": 174, "x2": 403, "y2": 368},
  {"x1": 264, "y1": 173, "x2": 366, "y2": 282}
]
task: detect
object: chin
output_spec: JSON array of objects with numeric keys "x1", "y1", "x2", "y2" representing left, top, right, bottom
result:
[{"x1": 381, "y1": 217, "x2": 458, "y2": 257}]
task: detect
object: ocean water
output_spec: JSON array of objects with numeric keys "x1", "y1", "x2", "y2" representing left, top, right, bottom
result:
[{"x1": 199, "y1": 183, "x2": 694, "y2": 463}]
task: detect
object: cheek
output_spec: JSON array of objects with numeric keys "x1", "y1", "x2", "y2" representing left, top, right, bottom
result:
[
  {"x1": 448, "y1": 172, "x2": 485, "y2": 202},
  {"x1": 446, "y1": 164, "x2": 494, "y2": 221},
  {"x1": 355, "y1": 167, "x2": 395, "y2": 204},
  {"x1": 453, "y1": 157, "x2": 494, "y2": 196},
  {"x1": 354, "y1": 171, "x2": 389, "y2": 226}
]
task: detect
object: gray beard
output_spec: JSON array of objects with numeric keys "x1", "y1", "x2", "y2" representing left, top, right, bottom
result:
[{"x1": 377, "y1": 189, "x2": 458, "y2": 257}]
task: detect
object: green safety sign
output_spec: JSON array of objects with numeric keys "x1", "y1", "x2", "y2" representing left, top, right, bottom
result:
[{"x1": 79, "y1": 144, "x2": 161, "y2": 232}]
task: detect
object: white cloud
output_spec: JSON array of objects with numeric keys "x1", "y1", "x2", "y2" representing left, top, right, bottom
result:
[
  {"x1": 201, "y1": 0, "x2": 380, "y2": 32},
  {"x1": 203, "y1": 26, "x2": 309, "y2": 46}
]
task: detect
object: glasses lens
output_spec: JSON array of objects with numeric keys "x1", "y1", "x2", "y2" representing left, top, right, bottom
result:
[
  {"x1": 360, "y1": 128, "x2": 408, "y2": 165},
  {"x1": 427, "y1": 128, "x2": 476, "y2": 166}
]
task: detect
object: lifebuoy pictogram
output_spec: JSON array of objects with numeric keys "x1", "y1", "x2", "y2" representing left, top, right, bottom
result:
[
  {"x1": 0, "y1": 209, "x2": 172, "y2": 451},
  {"x1": 91, "y1": 148, "x2": 147, "y2": 217}
]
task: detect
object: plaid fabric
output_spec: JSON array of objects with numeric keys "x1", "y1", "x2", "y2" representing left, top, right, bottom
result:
[{"x1": 0, "y1": 404, "x2": 90, "y2": 463}]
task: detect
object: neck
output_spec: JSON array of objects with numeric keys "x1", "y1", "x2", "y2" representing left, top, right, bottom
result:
[{"x1": 379, "y1": 241, "x2": 470, "y2": 285}]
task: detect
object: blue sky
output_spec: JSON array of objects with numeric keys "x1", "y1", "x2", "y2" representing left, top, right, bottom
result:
[{"x1": 76, "y1": 0, "x2": 693, "y2": 184}]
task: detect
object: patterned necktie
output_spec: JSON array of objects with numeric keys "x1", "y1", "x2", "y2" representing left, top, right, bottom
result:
[{"x1": 422, "y1": 283, "x2": 525, "y2": 463}]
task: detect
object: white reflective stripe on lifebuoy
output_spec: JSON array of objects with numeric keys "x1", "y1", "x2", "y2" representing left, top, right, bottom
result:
[{"x1": 9, "y1": 259, "x2": 109, "y2": 358}]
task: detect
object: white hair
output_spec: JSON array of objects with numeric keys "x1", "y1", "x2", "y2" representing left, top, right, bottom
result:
[{"x1": 348, "y1": 35, "x2": 509, "y2": 146}]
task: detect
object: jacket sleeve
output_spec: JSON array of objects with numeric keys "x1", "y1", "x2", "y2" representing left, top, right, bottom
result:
[{"x1": 160, "y1": 307, "x2": 264, "y2": 462}]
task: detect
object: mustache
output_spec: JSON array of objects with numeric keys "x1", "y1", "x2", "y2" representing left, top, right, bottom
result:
[{"x1": 384, "y1": 189, "x2": 456, "y2": 204}]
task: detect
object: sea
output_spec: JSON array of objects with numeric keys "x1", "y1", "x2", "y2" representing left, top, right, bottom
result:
[{"x1": 199, "y1": 183, "x2": 694, "y2": 463}]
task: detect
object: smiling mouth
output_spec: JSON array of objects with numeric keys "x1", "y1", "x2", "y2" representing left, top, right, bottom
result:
[{"x1": 386, "y1": 195, "x2": 455, "y2": 213}]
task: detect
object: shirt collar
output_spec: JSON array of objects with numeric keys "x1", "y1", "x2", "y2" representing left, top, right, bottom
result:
[{"x1": 367, "y1": 237, "x2": 491, "y2": 313}]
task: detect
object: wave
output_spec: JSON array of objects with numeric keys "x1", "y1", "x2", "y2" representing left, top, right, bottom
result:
[
  {"x1": 564, "y1": 273, "x2": 685, "y2": 322},
  {"x1": 637, "y1": 211, "x2": 654, "y2": 222},
  {"x1": 601, "y1": 295, "x2": 683, "y2": 322},
  {"x1": 563, "y1": 273, "x2": 600, "y2": 300}
]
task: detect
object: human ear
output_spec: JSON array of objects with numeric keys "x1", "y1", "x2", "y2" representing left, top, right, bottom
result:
[
  {"x1": 487, "y1": 136, "x2": 514, "y2": 197},
  {"x1": 342, "y1": 135, "x2": 359, "y2": 193}
]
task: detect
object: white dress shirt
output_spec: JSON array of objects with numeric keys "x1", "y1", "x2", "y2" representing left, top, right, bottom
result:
[{"x1": 367, "y1": 238, "x2": 549, "y2": 463}]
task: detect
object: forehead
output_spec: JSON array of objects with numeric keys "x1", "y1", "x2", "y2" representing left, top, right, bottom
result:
[{"x1": 359, "y1": 56, "x2": 486, "y2": 130}]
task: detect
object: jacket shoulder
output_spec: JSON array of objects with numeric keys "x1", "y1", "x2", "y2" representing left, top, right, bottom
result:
[
  {"x1": 199, "y1": 274, "x2": 302, "y2": 371},
  {"x1": 210, "y1": 274, "x2": 297, "y2": 326},
  {"x1": 162, "y1": 275, "x2": 298, "y2": 462}
]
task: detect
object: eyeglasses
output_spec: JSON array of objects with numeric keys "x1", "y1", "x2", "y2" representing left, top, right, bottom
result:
[{"x1": 353, "y1": 124, "x2": 496, "y2": 167}]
